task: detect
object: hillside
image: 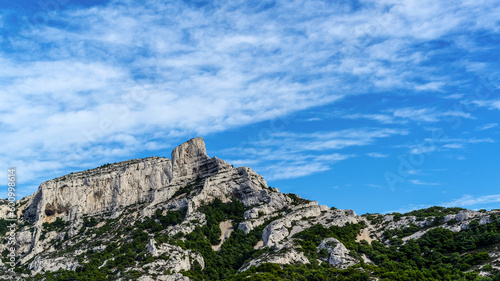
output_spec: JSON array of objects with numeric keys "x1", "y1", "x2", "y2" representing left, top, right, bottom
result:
[{"x1": 1, "y1": 137, "x2": 499, "y2": 280}]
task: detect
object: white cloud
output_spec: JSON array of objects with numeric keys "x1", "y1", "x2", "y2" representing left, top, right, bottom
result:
[
  {"x1": 414, "y1": 82, "x2": 445, "y2": 91},
  {"x1": 409, "y1": 145, "x2": 438, "y2": 155},
  {"x1": 408, "y1": 179, "x2": 440, "y2": 186},
  {"x1": 343, "y1": 113, "x2": 404, "y2": 124},
  {"x1": 264, "y1": 162, "x2": 332, "y2": 180},
  {"x1": 305, "y1": 118, "x2": 321, "y2": 122},
  {"x1": 444, "y1": 93, "x2": 465, "y2": 99},
  {"x1": 366, "y1": 152, "x2": 389, "y2": 158},
  {"x1": 442, "y1": 194, "x2": 500, "y2": 207},
  {"x1": 442, "y1": 143, "x2": 464, "y2": 149},
  {"x1": 403, "y1": 137, "x2": 494, "y2": 154},
  {"x1": 436, "y1": 137, "x2": 494, "y2": 144},
  {"x1": 477, "y1": 123, "x2": 498, "y2": 131},
  {"x1": 341, "y1": 107, "x2": 474, "y2": 124},
  {"x1": 468, "y1": 100, "x2": 500, "y2": 111},
  {"x1": 366, "y1": 184, "x2": 384, "y2": 188},
  {"x1": 392, "y1": 107, "x2": 473, "y2": 122},
  {"x1": 221, "y1": 127, "x2": 405, "y2": 180}
]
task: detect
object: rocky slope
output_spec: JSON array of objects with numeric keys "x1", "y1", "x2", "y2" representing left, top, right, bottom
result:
[{"x1": 0, "y1": 138, "x2": 499, "y2": 280}]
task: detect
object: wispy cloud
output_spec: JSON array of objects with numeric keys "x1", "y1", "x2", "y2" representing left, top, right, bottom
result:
[
  {"x1": 469, "y1": 100, "x2": 500, "y2": 111},
  {"x1": 442, "y1": 194, "x2": 500, "y2": 207},
  {"x1": 222, "y1": 128, "x2": 406, "y2": 180},
  {"x1": 392, "y1": 107, "x2": 474, "y2": 123},
  {"x1": 414, "y1": 82, "x2": 445, "y2": 91},
  {"x1": 366, "y1": 184, "x2": 384, "y2": 189},
  {"x1": 404, "y1": 137, "x2": 494, "y2": 155},
  {"x1": 366, "y1": 152, "x2": 389, "y2": 158},
  {"x1": 408, "y1": 179, "x2": 440, "y2": 186},
  {"x1": 477, "y1": 123, "x2": 498, "y2": 131},
  {"x1": 343, "y1": 113, "x2": 405, "y2": 124},
  {"x1": 305, "y1": 118, "x2": 321, "y2": 122},
  {"x1": 341, "y1": 107, "x2": 474, "y2": 124},
  {"x1": 443, "y1": 94, "x2": 465, "y2": 99},
  {"x1": 408, "y1": 145, "x2": 438, "y2": 155},
  {"x1": 442, "y1": 143, "x2": 464, "y2": 149}
]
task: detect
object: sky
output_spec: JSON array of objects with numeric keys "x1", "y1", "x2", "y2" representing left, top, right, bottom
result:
[{"x1": 1, "y1": 0, "x2": 499, "y2": 214}]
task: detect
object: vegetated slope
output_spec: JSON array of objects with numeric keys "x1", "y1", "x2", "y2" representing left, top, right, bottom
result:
[{"x1": 0, "y1": 138, "x2": 498, "y2": 281}]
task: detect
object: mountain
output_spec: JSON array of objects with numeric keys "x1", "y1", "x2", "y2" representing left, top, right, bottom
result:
[{"x1": 1, "y1": 137, "x2": 499, "y2": 280}]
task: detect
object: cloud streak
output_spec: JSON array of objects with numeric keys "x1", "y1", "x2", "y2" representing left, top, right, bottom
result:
[
  {"x1": 442, "y1": 194, "x2": 500, "y2": 208},
  {"x1": 221, "y1": 127, "x2": 406, "y2": 180},
  {"x1": 341, "y1": 107, "x2": 475, "y2": 124}
]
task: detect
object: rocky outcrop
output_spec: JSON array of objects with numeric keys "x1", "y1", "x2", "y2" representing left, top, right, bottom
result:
[
  {"x1": 146, "y1": 239, "x2": 204, "y2": 272},
  {"x1": 28, "y1": 255, "x2": 79, "y2": 275},
  {"x1": 168, "y1": 211, "x2": 206, "y2": 237},
  {"x1": 137, "y1": 273, "x2": 190, "y2": 281},
  {"x1": 318, "y1": 238, "x2": 358, "y2": 268},
  {"x1": 262, "y1": 203, "x2": 358, "y2": 249},
  {"x1": 171, "y1": 137, "x2": 211, "y2": 180},
  {"x1": 185, "y1": 165, "x2": 270, "y2": 212},
  {"x1": 239, "y1": 247, "x2": 310, "y2": 272}
]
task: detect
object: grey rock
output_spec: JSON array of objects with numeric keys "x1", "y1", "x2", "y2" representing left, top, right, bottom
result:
[
  {"x1": 137, "y1": 273, "x2": 190, "y2": 281},
  {"x1": 239, "y1": 247, "x2": 309, "y2": 272},
  {"x1": 318, "y1": 238, "x2": 358, "y2": 268},
  {"x1": 28, "y1": 255, "x2": 79, "y2": 275},
  {"x1": 146, "y1": 239, "x2": 204, "y2": 272}
]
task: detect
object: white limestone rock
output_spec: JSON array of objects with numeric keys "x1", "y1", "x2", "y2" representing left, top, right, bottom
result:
[
  {"x1": 28, "y1": 255, "x2": 79, "y2": 275},
  {"x1": 239, "y1": 247, "x2": 310, "y2": 272},
  {"x1": 168, "y1": 211, "x2": 206, "y2": 237},
  {"x1": 455, "y1": 210, "x2": 475, "y2": 222},
  {"x1": 262, "y1": 204, "x2": 359, "y2": 249},
  {"x1": 318, "y1": 238, "x2": 358, "y2": 268},
  {"x1": 137, "y1": 273, "x2": 190, "y2": 281},
  {"x1": 145, "y1": 239, "x2": 204, "y2": 273}
]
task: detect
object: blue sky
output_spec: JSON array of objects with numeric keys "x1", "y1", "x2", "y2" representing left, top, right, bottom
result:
[{"x1": 1, "y1": 0, "x2": 499, "y2": 214}]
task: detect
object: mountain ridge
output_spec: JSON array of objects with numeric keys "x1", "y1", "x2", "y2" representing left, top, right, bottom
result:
[{"x1": 1, "y1": 137, "x2": 499, "y2": 280}]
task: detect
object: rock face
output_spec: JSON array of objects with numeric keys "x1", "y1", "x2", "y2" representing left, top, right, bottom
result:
[
  {"x1": 171, "y1": 137, "x2": 211, "y2": 180},
  {"x1": 137, "y1": 274, "x2": 190, "y2": 281},
  {"x1": 18, "y1": 138, "x2": 271, "y2": 261},
  {"x1": 146, "y1": 239, "x2": 205, "y2": 272},
  {"x1": 23, "y1": 137, "x2": 214, "y2": 225},
  {"x1": 21, "y1": 137, "x2": 273, "y2": 225},
  {"x1": 262, "y1": 203, "x2": 358, "y2": 249},
  {"x1": 28, "y1": 255, "x2": 79, "y2": 274},
  {"x1": 318, "y1": 238, "x2": 358, "y2": 268},
  {"x1": 239, "y1": 247, "x2": 310, "y2": 272}
]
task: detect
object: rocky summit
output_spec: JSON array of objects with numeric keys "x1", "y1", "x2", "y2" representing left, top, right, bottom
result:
[{"x1": 1, "y1": 138, "x2": 499, "y2": 280}]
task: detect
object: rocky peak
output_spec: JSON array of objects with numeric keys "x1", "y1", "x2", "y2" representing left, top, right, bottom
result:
[
  {"x1": 171, "y1": 137, "x2": 211, "y2": 180},
  {"x1": 171, "y1": 137, "x2": 208, "y2": 166}
]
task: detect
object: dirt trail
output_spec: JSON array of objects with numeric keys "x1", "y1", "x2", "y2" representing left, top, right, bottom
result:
[
  {"x1": 356, "y1": 227, "x2": 374, "y2": 244},
  {"x1": 253, "y1": 240, "x2": 264, "y2": 250}
]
